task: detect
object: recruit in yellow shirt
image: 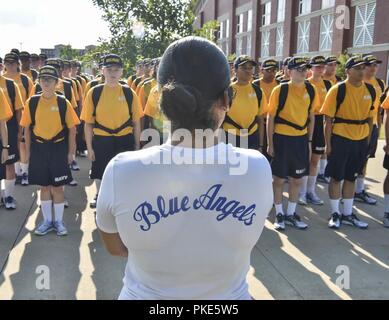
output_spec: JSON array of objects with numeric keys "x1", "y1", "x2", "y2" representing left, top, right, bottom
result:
[
  {"x1": 308, "y1": 78, "x2": 332, "y2": 114},
  {"x1": 0, "y1": 76, "x2": 24, "y2": 112},
  {"x1": 223, "y1": 82, "x2": 267, "y2": 137},
  {"x1": 143, "y1": 85, "x2": 169, "y2": 133},
  {"x1": 3, "y1": 72, "x2": 34, "y2": 103},
  {"x1": 268, "y1": 82, "x2": 320, "y2": 137},
  {"x1": 138, "y1": 78, "x2": 157, "y2": 110},
  {"x1": 253, "y1": 79, "x2": 278, "y2": 104},
  {"x1": 20, "y1": 94, "x2": 80, "y2": 141},
  {"x1": 33, "y1": 80, "x2": 77, "y2": 109},
  {"x1": 0, "y1": 88, "x2": 13, "y2": 121},
  {"x1": 81, "y1": 84, "x2": 143, "y2": 137},
  {"x1": 364, "y1": 77, "x2": 386, "y2": 125},
  {"x1": 323, "y1": 74, "x2": 340, "y2": 86},
  {"x1": 320, "y1": 80, "x2": 375, "y2": 141}
]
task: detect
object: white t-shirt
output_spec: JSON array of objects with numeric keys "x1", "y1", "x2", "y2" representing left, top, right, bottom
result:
[{"x1": 96, "y1": 142, "x2": 273, "y2": 300}]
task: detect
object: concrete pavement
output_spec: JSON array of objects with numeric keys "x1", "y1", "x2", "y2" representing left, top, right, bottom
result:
[{"x1": 0, "y1": 142, "x2": 388, "y2": 300}]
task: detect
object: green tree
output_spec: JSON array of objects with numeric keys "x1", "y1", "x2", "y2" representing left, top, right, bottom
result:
[
  {"x1": 336, "y1": 51, "x2": 351, "y2": 80},
  {"x1": 92, "y1": 0, "x2": 195, "y2": 75},
  {"x1": 194, "y1": 20, "x2": 220, "y2": 43},
  {"x1": 59, "y1": 45, "x2": 81, "y2": 60}
]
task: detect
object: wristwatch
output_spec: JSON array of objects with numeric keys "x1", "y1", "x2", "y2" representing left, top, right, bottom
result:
[{"x1": 2, "y1": 145, "x2": 10, "y2": 150}]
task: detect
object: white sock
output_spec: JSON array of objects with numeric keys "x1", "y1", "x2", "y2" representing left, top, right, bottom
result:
[
  {"x1": 330, "y1": 199, "x2": 340, "y2": 214},
  {"x1": 307, "y1": 176, "x2": 317, "y2": 194},
  {"x1": 15, "y1": 162, "x2": 22, "y2": 176},
  {"x1": 300, "y1": 176, "x2": 308, "y2": 196},
  {"x1": 319, "y1": 159, "x2": 327, "y2": 175},
  {"x1": 343, "y1": 198, "x2": 354, "y2": 216},
  {"x1": 4, "y1": 179, "x2": 15, "y2": 198},
  {"x1": 95, "y1": 179, "x2": 101, "y2": 194},
  {"x1": 384, "y1": 194, "x2": 389, "y2": 213},
  {"x1": 54, "y1": 203, "x2": 65, "y2": 223},
  {"x1": 286, "y1": 202, "x2": 297, "y2": 216},
  {"x1": 41, "y1": 200, "x2": 53, "y2": 223},
  {"x1": 20, "y1": 163, "x2": 29, "y2": 175},
  {"x1": 275, "y1": 203, "x2": 284, "y2": 215},
  {"x1": 355, "y1": 177, "x2": 365, "y2": 194}
]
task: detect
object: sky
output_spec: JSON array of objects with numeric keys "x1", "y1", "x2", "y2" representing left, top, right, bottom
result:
[{"x1": 0, "y1": 0, "x2": 111, "y2": 57}]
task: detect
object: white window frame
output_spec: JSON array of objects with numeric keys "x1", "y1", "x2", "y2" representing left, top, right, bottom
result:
[
  {"x1": 276, "y1": 26, "x2": 284, "y2": 57},
  {"x1": 238, "y1": 13, "x2": 244, "y2": 33},
  {"x1": 236, "y1": 37, "x2": 243, "y2": 56},
  {"x1": 299, "y1": 0, "x2": 312, "y2": 16},
  {"x1": 217, "y1": 19, "x2": 230, "y2": 55},
  {"x1": 322, "y1": 0, "x2": 335, "y2": 9},
  {"x1": 319, "y1": 14, "x2": 334, "y2": 51},
  {"x1": 353, "y1": 1, "x2": 376, "y2": 47},
  {"x1": 246, "y1": 34, "x2": 252, "y2": 57},
  {"x1": 261, "y1": 29, "x2": 270, "y2": 58},
  {"x1": 247, "y1": 10, "x2": 253, "y2": 32},
  {"x1": 277, "y1": 0, "x2": 286, "y2": 22},
  {"x1": 297, "y1": 19, "x2": 310, "y2": 53},
  {"x1": 262, "y1": 2, "x2": 271, "y2": 26}
]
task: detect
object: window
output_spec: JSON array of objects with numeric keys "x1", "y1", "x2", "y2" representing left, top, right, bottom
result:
[
  {"x1": 297, "y1": 19, "x2": 310, "y2": 53},
  {"x1": 247, "y1": 34, "x2": 252, "y2": 57},
  {"x1": 277, "y1": 0, "x2": 286, "y2": 22},
  {"x1": 322, "y1": 0, "x2": 335, "y2": 9},
  {"x1": 217, "y1": 19, "x2": 230, "y2": 55},
  {"x1": 247, "y1": 10, "x2": 253, "y2": 32},
  {"x1": 261, "y1": 30, "x2": 270, "y2": 58},
  {"x1": 319, "y1": 14, "x2": 333, "y2": 51},
  {"x1": 226, "y1": 19, "x2": 230, "y2": 38},
  {"x1": 353, "y1": 1, "x2": 376, "y2": 47},
  {"x1": 276, "y1": 26, "x2": 284, "y2": 57},
  {"x1": 236, "y1": 37, "x2": 243, "y2": 56},
  {"x1": 219, "y1": 21, "x2": 224, "y2": 40},
  {"x1": 237, "y1": 13, "x2": 244, "y2": 34},
  {"x1": 299, "y1": 0, "x2": 311, "y2": 15},
  {"x1": 262, "y1": 2, "x2": 271, "y2": 26}
]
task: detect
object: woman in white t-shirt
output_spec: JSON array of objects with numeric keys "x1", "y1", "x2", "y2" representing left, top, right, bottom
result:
[{"x1": 96, "y1": 36, "x2": 273, "y2": 300}]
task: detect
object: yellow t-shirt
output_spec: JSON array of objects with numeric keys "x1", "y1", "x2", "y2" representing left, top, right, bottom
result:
[
  {"x1": 323, "y1": 75, "x2": 339, "y2": 86},
  {"x1": 3, "y1": 72, "x2": 34, "y2": 103},
  {"x1": 320, "y1": 80, "x2": 375, "y2": 140},
  {"x1": 22, "y1": 69, "x2": 38, "y2": 83},
  {"x1": 0, "y1": 88, "x2": 13, "y2": 121},
  {"x1": 33, "y1": 80, "x2": 77, "y2": 109},
  {"x1": 0, "y1": 76, "x2": 24, "y2": 111},
  {"x1": 139, "y1": 79, "x2": 157, "y2": 110},
  {"x1": 382, "y1": 92, "x2": 389, "y2": 110},
  {"x1": 81, "y1": 84, "x2": 143, "y2": 137},
  {"x1": 20, "y1": 94, "x2": 80, "y2": 141},
  {"x1": 268, "y1": 82, "x2": 320, "y2": 137},
  {"x1": 253, "y1": 79, "x2": 278, "y2": 103},
  {"x1": 308, "y1": 78, "x2": 332, "y2": 114},
  {"x1": 144, "y1": 86, "x2": 169, "y2": 133},
  {"x1": 223, "y1": 82, "x2": 267, "y2": 136},
  {"x1": 364, "y1": 77, "x2": 385, "y2": 125}
]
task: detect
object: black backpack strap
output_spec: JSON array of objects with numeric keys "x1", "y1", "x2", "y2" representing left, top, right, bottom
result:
[
  {"x1": 305, "y1": 82, "x2": 315, "y2": 115},
  {"x1": 381, "y1": 87, "x2": 389, "y2": 104},
  {"x1": 29, "y1": 95, "x2": 41, "y2": 128},
  {"x1": 122, "y1": 85, "x2": 133, "y2": 116},
  {"x1": 323, "y1": 80, "x2": 332, "y2": 92},
  {"x1": 223, "y1": 115, "x2": 244, "y2": 131},
  {"x1": 34, "y1": 83, "x2": 42, "y2": 94},
  {"x1": 57, "y1": 95, "x2": 67, "y2": 127},
  {"x1": 252, "y1": 79, "x2": 261, "y2": 89},
  {"x1": 335, "y1": 75, "x2": 342, "y2": 83},
  {"x1": 335, "y1": 82, "x2": 347, "y2": 114},
  {"x1": 63, "y1": 80, "x2": 72, "y2": 102},
  {"x1": 5, "y1": 79, "x2": 16, "y2": 111},
  {"x1": 275, "y1": 83, "x2": 289, "y2": 119},
  {"x1": 20, "y1": 74, "x2": 29, "y2": 99},
  {"x1": 364, "y1": 82, "x2": 376, "y2": 111},
  {"x1": 92, "y1": 84, "x2": 105, "y2": 117},
  {"x1": 31, "y1": 69, "x2": 38, "y2": 82},
  {"x1": 376, "y1": 77, "x2": 385, "y2": 93}
]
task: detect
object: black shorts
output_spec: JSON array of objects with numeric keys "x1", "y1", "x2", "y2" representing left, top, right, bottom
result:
[
  {"x1": 226, "y1": 130, "x2": 260, "y2": 150},
  {"x1": 325, "y1": 134, "x2": 368, "y2": 182},
  {"x1": 271, "y1": 133, "x2": 309, "y2": 179},
  {"x1": 90, "y1": 134, "x2": 135, "y2": 180},
  {"x1": 0, "y1": 161, "x2": 5, "y2": 180},
  {"x1": 3, "y1": 123, "x2": 20, "y2": 165},
  {"x1": 29, "y1": 139, "x2": 71, "y2": 187},
  {"x1": 76, "y1": 121, "x2": 86, "y2": 152},
  {"x1": 367, "y1": 125, "x2": 379, "y2": 159},
  {"x1": 384, "y1": 154, "x2": 389, "y2": 170},
  {"x1": 312, "y1": 115, "x2": 325, "y2": 155}
]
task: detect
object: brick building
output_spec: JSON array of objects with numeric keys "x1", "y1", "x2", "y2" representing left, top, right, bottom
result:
[{"x1": 194, "y1": 0, "x2": 389, "y2": 80}]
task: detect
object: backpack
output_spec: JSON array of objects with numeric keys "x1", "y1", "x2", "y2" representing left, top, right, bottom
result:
[
  {"x1": 333, "y1": 81, "x2": 376, "y2": 125},
  {"x1": 91, "y1": 84, "x2": 134, "y2": 135},
  {"x1": 223, "y1": 84, "x2": 263, "y2": 133},
  {"x1": 29, "y1": 94, "x2": 68, "y2": 143},
  {"x1": 274, "y1": 82, "x2": 315, "y2": 131},
  {"x1": 20, "y1": 74, "x2": 30, "y2": 100}
]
